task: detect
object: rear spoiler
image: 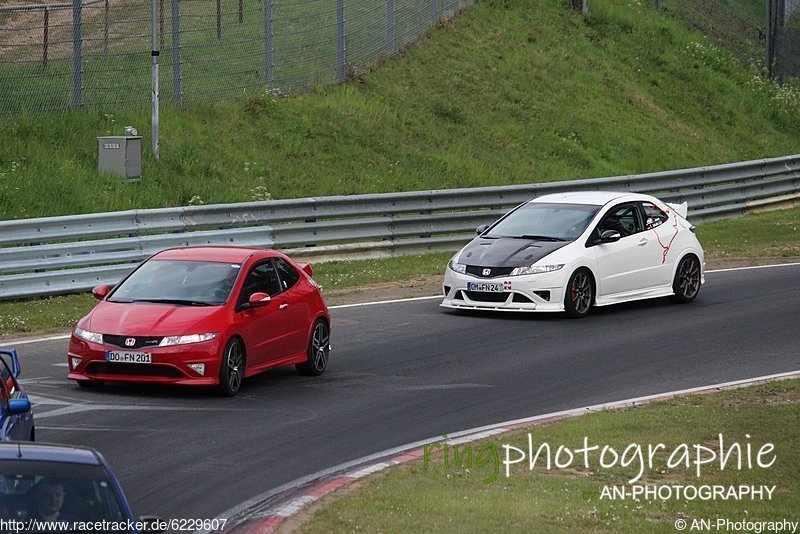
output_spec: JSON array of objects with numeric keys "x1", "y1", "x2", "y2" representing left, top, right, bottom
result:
[
  {"x1": 666, "y1": 201, "x2": 688, "y2": 219},
  {"x1": 297, "y1": 262, "x2": 313, "y2": 277}
]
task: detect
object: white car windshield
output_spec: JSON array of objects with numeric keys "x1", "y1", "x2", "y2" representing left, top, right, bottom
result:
[
  {"x1": 483, "y1": 203, "x2": 600, "y2": 241},
  {"x1": 108, "y1": 259, "x2": 241, "y2": 306}
]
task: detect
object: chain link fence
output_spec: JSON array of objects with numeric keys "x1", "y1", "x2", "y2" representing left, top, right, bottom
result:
[
  {"x1": 657, "y1": 0, "x2": 799, "y2": 81},
  {"x1": 775, "y1": 0, "x2": 800, "y2": 78},
  {"x1": 0, "y1": 0, "x2": 472, "y2": 113},
  {"x1": 659, "y1": 0, "x2": 763, "y2": 65},
  {"x1": 787, "y1": 0, "x2": 800, "y2": 18}
]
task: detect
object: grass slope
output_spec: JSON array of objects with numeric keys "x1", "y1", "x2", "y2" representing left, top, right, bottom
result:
[{"x1": 1, "y1": 0, "x2": 799, "y2": 220}]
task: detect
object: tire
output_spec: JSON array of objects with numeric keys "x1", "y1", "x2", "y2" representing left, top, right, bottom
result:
[
  {"x1": 671, "y1": 254, "x2": 701, "y2": 303},
  {"x1": 77, "y1": 380, "x2": 104, "y2": 389},
  {"x1": 296, "y1": 320, "x2": 330, "y2": 377},
  {"x1": 564, "y1": 269, "x2": 594, "y2": 318},
  {"x1": 217, "y1": 338, "x2": 245, "y2": 396}
]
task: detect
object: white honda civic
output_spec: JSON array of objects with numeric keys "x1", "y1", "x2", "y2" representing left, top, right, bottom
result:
[{"x1": 441, "y1": 191, "x2": 704, "y2": 317}]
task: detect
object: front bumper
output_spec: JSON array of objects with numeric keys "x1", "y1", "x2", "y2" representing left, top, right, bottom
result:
[
  {"x1": 67, "y1": 335, "x2": 224, "y2": 386},
  {"x1": 440, "y1": 268, "x2": 567, "y2": 312}
]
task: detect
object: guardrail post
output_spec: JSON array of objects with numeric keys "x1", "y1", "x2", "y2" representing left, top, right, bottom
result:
[
  {"x1": 171, "y1": 0, "x2": 184, "y2": 109},
  {"x1": 336, "y1": 0, "x2": 346, "y2": 81},
  {"x1": 420, "y1": 209, "x2": 432, "y2": 238},
  {"x1": 264, "y1": 0, "x2": 274, "y2": 88},
  {"x1": 71, "y1": 0, "x2": 84, "y2": 107}
]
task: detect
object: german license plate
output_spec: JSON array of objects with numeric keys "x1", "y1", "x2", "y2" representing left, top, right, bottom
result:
[
  {"x1": 105, "y1": 351, "x2": 151, "y2": 364},
  {"x1": 467, "y1": 282, "x2": 504, "y2": 292}
]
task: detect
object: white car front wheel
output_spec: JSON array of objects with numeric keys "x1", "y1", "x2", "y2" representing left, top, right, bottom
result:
[{"x1": 564, "y1": 269, "x2": 594, "y2": 318}]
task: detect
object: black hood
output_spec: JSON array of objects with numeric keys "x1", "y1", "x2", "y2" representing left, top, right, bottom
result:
[{"x1": 457, "y1": 237, "x2": 569, "y2": 268}]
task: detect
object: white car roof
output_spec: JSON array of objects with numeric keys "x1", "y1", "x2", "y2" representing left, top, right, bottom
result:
[{"x1": 530, "y1": 191, "x2": 647, "y2": 206}]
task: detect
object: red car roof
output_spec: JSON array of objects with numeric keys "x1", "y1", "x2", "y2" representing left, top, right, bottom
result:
[{"x1": 153, "y1": 246, "x2": 275, "y2": 263}]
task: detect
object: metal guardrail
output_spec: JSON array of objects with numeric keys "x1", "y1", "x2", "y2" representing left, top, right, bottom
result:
[{"x1": 1, "y1": 154, "x2": 798, "y2": 301}]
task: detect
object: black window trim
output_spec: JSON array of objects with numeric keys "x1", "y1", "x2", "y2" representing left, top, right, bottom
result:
[
  {"x1": 639, "y1": 201, "x2": 669, "y2": 230},
  {"x1": 273, "y1": 257, "x2": 301, "y2": 293},
  {"x1": 588, "y1": 201, "x2": 645, "y2": 246},
  {"x1": 236, "y1": 258, "x2": 286, "y2": 310}
]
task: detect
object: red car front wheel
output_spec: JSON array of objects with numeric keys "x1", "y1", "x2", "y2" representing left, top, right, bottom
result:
[{"x1": 217, "y1": 338, "x2": 245, "y2": 396}]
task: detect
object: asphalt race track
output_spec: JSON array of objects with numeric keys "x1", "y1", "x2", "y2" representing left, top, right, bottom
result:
[{"x1": 13, "y1": 264, "x2": 800, "y2": 523}]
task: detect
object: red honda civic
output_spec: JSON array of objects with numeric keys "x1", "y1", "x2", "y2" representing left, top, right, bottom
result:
[{"x1": 68, "y1": 247, "x2": 331, "y2": 395}]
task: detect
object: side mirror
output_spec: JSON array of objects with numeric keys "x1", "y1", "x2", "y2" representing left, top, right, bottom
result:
[
  {"x1": 476, "y1": 224, "x2": 489, "y2": 235},
  {"x1": 7, "y1": 399, "x2": 31, "y2": 415},
  {"x1": 0, "y1": 349, "x2": 21, "y2": 379},
  {"x1": 248, "y1": 292, "x2": 271, "y2": 308},
  {"x1": 92, "y1": 285, "x2": 110, "y2": 300},
  {"x1": 599, "y1": 230, "x2": 621, "y2": 244}
]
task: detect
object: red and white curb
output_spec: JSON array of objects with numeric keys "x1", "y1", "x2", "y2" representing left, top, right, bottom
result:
[{"x1": 213, "y1": 369, "x2": 800, "y2": 533}]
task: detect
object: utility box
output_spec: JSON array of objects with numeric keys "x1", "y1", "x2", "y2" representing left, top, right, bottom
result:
[{"x1": 98, "y1": 136, "x2": 142, "y2": 181}]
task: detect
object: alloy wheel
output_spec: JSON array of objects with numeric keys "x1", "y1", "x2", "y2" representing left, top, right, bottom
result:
[
  {"x1": 311, "y1": 322, "x2": 330, "y2": 372},
  {"x1": 570, "y1": 272, "x2": 592, "y2": 315},
  {"x1": 678, "y1": 257, "x2": 700, "y2": 299},
  {"x1": 226, "y1": 341, "x2": 243, "y2": 392}
]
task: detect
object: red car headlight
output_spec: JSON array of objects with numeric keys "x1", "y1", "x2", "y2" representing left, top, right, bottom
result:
[
  {"x1": 74, "y1": 327, "x2": 103, "y2": 344},
  {"x1": 158, "y1": 333, "x2": 219, "y2": 347}
]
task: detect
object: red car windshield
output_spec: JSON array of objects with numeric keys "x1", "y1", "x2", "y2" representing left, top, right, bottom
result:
[{"x1": 108, "y1": 259, "x2": 242, "y2": 306}]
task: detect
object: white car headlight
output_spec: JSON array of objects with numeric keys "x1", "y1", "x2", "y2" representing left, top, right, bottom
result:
[
  {"x1": 510, "y1": 264, "x2": 565, "y2": 276},
  {"x1": 448, "y1": 256, "x2": 467, "y2": 274},
  {"x1": 74, "y1": 327, "x2": 103, "y2": 344},
  {"x1": 159, "y1": 333, "x2": 219, "y2": 347}
]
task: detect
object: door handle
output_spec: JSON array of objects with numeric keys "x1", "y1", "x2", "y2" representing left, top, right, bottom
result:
[
  {"x1": 638, "y1": 238, "x2": 648, "y2": 246},
  {"x1": 279, "y1": 303, "x2": 289, "y2": 310}
]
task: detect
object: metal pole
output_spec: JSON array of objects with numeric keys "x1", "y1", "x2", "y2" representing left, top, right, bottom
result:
[
  {"x1": 264, "y1": 0, "x2": 273, "y2": 88},
  {"x1": 387, "y1": 0, "x2": 394, "y2": 54},
  {"x1": 336, "y1": 0, "x2": 345, "y2": 81},
  {"x1": 152, "y1": 0, "x2": 160, "y2": 159},
  {"x1": 71, "y1": 0, "x2": 83, "y2": 107},
  {"x1": 103, "y1": 0, "x2": 109, "y2": 58},
  {"x1": 430, "y1": 0, "x2": 436, "y2": 21},
  {"x1": 216, "y1": 0, "x2": 221, "y2": 39},
  {"x1": 171, "y1": 0, "x2": 183, "y2": 109},
  {"x1": 766, "y1": 0, "x2": 773, "y2": 78},
  {"x1": 159, "y1": 0, "x2": 164, "y2": 50},
  {"x1": 43, "y1": 8, "x2": 49, "y2": 68}
]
